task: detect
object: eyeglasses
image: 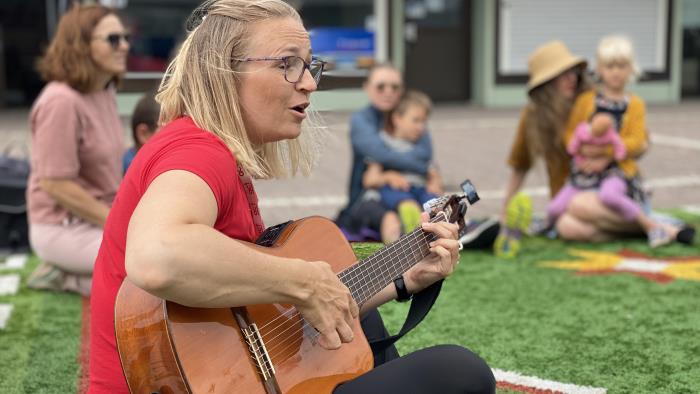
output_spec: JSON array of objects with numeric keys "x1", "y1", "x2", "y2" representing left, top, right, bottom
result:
[
  {"x1": 233, "y1": 56, "x2": 326, "y2": 86},
  {"x1": 93, "y1": 33, "x2": 131, "y2": 50},
  {"x1": 374, "y1": 82, "x2": 402, "y2": 93}
]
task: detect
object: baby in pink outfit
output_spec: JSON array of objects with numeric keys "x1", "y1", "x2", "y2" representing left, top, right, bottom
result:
[{"x1": 568, "y1": 112, "x2": 625, "y2": 167}]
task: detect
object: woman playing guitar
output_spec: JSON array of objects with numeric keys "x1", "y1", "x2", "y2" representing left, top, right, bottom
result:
[{"x1": 88, "y1": 1, "x2": 495, "y2": 393}]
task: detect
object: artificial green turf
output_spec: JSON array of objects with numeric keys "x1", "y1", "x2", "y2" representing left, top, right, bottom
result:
[
  {"x1": 367, "y1": 213, "x2": 700, "y2": 394},
  {"x1": 0, "y1": 212, "x2": 698, "y2": 394},
  {"x1": 0, "y1": 255, "x2": 82, "y2": 394}
]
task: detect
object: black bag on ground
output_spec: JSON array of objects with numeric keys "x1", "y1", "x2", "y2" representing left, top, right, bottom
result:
[{"x1": 0, "y1": 143, "x2": 30, "y2": 252}]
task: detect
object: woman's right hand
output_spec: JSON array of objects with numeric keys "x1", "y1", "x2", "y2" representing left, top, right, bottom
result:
[{"x1": 296, "y1": 261, "x2": 359, "y2": 350}]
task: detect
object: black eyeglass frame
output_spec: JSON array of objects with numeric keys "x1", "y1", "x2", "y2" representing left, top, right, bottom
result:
[
  {"x1": 93, "y1": 33, "x2": 131, "y2": 50},
  {"x1": 232, "y1": 55, "x2": 326, "y2": 85}
]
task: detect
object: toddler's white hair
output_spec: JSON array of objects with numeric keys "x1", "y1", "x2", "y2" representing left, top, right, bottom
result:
[{"x1": 596, "y1": 35, "x2": 642, "y2": 82}]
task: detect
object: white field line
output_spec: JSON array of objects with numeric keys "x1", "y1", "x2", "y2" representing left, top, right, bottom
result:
[
  {"x1": 258, "y1": 175, "x2": 700, "y2": 208},
  {"x1": 652, "y1": 134, "x2": 700, "y2": 151},
  {"x1": 493, "y1": 368, "x2": 607, "y2": 394},
  {"x1": 0, "y1": 254, "x2": 28, "y2": 271},
  {"x1": 682, "y1": 205, "x2": 700, "y2": 215},
  {"x1": 0, "y1": 304, "x2": 13, "y2": 330},
  {"x1": 0, "y1": 274, "x2": 20, "y2": 296}
]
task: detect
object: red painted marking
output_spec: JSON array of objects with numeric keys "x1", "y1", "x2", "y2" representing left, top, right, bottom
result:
[
  {"x1": 619, "y1": 249, "x2": 700, "y2": 262},
  {"x1": 497, "y1": 381, "x2": 564, "y2": 394},
  {"x1": 575, "y1": 270, "x2": 675, "y2": 283}
]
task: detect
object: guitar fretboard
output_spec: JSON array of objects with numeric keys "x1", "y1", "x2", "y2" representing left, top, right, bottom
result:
[{"x1": 337, "y1": 213, "x2": 446, "y2": 306}]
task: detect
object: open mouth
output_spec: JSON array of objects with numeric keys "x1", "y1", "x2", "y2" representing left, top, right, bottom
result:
[{"x1": 291, "y1": 102, "x2": 309, "y2": 115}]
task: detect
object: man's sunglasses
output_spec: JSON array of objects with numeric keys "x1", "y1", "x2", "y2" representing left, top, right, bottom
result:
[
  {"x1": 374, "y1": 82, "x2": 402, "y2": 92},
  {"x1": 93, "y1": 33, "x2": 131, "y2": 50}
]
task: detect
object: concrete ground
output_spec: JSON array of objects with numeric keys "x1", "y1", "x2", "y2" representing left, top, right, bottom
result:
[{"x1": 1, "y1": 100, "x2": 699, "y2": 226}]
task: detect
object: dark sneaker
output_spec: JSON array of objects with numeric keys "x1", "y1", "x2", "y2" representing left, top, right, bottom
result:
[
  {"x1": 459, "y1": 217, "x2": 500, "y2": 250},
  {"x1": 676, "y1": 225, "x2": 696, "y2": 245}
]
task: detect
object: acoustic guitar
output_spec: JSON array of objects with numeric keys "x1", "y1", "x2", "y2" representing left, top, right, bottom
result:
[{"x1": 114, "y1": 181, "x2": 480, "y2": 394}]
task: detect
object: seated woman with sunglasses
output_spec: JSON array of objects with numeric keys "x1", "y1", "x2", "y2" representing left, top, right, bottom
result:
[
  {"x1": 26, "y1": 4, "x2": 129, "y2": 295},
  {"x1": 88, "y1": 1, "x2": 494, "y2": 393},
  {"x1": 337, "y1": 64, "x2": 434, "y2": 244}
]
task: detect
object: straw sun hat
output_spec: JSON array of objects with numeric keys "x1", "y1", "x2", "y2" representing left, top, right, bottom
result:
[{"x1": 527, "y1": 40, "x2": 587, "y2": 92}]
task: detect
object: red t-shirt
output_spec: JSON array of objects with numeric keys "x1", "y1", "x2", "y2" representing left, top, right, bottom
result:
[{"x1": 88, "y1": 117, "x2": 261, "y2": 393}]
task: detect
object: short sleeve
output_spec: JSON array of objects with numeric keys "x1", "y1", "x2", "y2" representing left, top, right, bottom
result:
[
  {"x1": 31, "y1": 95, "x2": 81, "y2": 179},
  {"x1": 141, "y1": 134, "x2": 237, "y2": 220},
  {"x1": 507, "y1": 109, "x2": 533, "y2": 171}
]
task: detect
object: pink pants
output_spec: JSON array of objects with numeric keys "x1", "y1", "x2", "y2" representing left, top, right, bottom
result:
[
  {"x1": 548, "y1": 175, "x2": 641, "y2": 222},
  {"x1": 29, "y1": 220, "x2": 102, "y2": 295}
]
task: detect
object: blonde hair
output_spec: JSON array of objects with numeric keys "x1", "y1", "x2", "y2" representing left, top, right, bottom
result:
[
  {"x1": 157, "y1": 0, "x2": 323, "y2": 179},
  {"x1": 596, "y1": 35, "x2": 641, "y2": 83}
]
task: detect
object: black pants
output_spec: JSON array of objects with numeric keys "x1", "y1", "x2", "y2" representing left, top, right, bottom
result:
[{"x1": 333, "y1": 344, "x2": 496, "y2": 394}]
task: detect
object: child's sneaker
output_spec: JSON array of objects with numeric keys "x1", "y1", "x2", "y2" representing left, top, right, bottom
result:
[
  {"x1": 494, "y1": 192, "x2": 533, "y2": 258},
  {"x1": 493, "y1": 228, "x2": 522, "y2": 258},
  {"x1": 398, "y1": 201, "x2": 422, "y2": 234},
  {"x1": 648, "y1": 227, "x2": 672, "y2": 248}
]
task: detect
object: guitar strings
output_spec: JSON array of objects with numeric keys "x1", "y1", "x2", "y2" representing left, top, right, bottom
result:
[
  {"x1": 250, "y1": 215, "x2": 440, "y2": 336},
  {"x1": 249, "y1": 217, "x2": 437, "y2": 339},
  {"x1": 243, "y1": 216, "x2": 445, "y2": 357},
  {"x1": 244, "y1": 221, "x2": 444, "y2": 359},
  {"x1": 249, "y1": 224, "x2": 441, "y2": 361},
  {"x1": 244, "y1": 226, "x2": 434, "y2": 361},
  {"x1": 260, "y1": 232, "x2": 433, "y2": 362},
  {"x1": 255, "y1": 231, "x2": 432, "y2": 364}
]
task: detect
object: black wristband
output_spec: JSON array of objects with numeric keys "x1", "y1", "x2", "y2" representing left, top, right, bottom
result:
[{"x1": 394, "y1": 275, "x2": 412, "y2": 302}]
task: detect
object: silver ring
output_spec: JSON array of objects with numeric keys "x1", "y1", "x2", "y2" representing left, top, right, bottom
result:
[{"x1": 458, "y1": 242, "x2": 464, "y2": 251}]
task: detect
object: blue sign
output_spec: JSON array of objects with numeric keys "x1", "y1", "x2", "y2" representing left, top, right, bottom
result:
[{"x1": 309, "y1": 27, "x2": 375, "y2": 70}]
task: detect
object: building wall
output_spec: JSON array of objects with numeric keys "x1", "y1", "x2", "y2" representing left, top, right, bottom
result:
[
  {"x1": 116, "y1": 0, "x2": 685, "y2": 115},
  {"x1": 117, "y1": 0, "x2": 408, "y2": 115},
  {"x1": 470, "y1": 0, "x2": 684, "y2": 108}
]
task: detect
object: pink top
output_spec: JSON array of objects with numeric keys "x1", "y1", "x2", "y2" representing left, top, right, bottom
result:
[
  {"x1": 27, "y1": 81, "x2": 124, "y2": 224},
  {"x1": 567, "y1": 121, "x2": 626, "y2": 169}
]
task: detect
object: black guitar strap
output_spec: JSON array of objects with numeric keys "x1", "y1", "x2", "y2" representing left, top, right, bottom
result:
[{"x1": 367, "y1": 279, "x2": 443, "y2": 355}]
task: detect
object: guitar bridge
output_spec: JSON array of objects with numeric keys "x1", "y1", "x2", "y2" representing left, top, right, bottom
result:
[{"x1": 242, "y1": 323, "x2": 276, "y2": 381}]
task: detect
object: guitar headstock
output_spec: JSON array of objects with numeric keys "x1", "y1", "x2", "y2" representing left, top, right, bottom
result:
[{"x1": 422, "y1": 179, "x2": 480, "y2": 233}]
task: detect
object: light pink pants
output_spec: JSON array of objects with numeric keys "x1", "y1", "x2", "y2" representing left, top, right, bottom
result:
[{"x1": 29, "y1": 220, "x2": 103, "y2": 295}]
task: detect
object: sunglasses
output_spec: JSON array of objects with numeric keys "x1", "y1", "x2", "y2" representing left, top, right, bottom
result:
[
  {"x1": 374, "y1": 82, "x2": 402, "y2": 92},
  {"x1": 93, "y1": 33, "x2": 131, "y2": 50}
]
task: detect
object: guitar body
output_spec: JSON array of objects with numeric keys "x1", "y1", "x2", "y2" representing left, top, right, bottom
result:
[{"x1": 115, "y1": 216, "x2": 374, "y2": 394}]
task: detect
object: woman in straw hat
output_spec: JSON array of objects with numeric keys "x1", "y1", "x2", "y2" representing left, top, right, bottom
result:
[
  {"x1": 498, "y1": 41, "x2": 592, "y2": 245},
  {"x1": 499, "y1": 40, "x2": 687, "y2": 245}
]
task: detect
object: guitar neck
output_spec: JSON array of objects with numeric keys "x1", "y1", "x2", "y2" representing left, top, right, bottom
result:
[{"x1": 337, "y1": 213, "x2": 446, "y2": 306}]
